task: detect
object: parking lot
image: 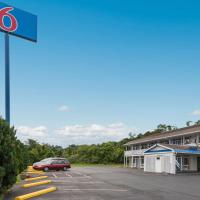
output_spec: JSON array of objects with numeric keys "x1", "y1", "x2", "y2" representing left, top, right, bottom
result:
[{"x1": 6, "y1": 167, "x2": 200, "y2": 200}]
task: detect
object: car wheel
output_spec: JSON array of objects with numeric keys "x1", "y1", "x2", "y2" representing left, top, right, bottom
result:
[
  {"x1": 63, "y1": 167, "x2": 68, "y2": 171},
  {"x1": 44, "y1": 167, "x2": 49, "y2": 172}
]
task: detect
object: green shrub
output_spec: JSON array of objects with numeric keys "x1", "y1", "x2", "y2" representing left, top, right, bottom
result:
[{"x1": 0, "y1": 118, "x2": 26, "y2": 193}]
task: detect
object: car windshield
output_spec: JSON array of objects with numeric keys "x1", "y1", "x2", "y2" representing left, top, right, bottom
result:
[
  {"x1": 39, "y1": 160, "x2": 51, "y2": 165},
  {"x1": 41, "y1": 158, "x2": 51, "y2": 162}
]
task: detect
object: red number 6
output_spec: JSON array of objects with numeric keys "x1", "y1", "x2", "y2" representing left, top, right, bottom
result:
[{"x1": 0, "y1": 7, "x2": 18, "y2": 32}]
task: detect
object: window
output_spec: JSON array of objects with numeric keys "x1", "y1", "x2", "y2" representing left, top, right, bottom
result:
[
  {"x1": 134, "y1": 145, "x2": 140, "y2": 150},
  {"x1": 172, "y1": 138, "x2": 181, "y2": 145},
  {"x1": 182, "y1": 157, "x2": 189, "y2": 170},
  {"x1": 184, "y1": 136, "x2": 191, "y2": 144},
  {"x1": 133, "y1": 157, "x2": 139, "y2": 167},
  {"x1": 51, "y1": 159, "x2": 66, "y2": 164},
  {"x1": 51, "y1": 161, "x2": 58, "y2": 164},
  {"x1": 132, "y1": 158, "x2": 136, "y2": 167},
  {"x1": 140, "y1": 157, "x2": 144, "y2": 168},
  {"x1": 126, "y1": 146, "x2": 131, "y2": 151},
  {"x1": 57, "y1": 160, "x2": 64, "y2": 164},
  {"x1": 162, "y1": 140, "x2": 169, "y2": 144},
  {"x1": 183, "y1": 157, "x2": 189, "y2": 165},
  {"x1": 141, "y1": 144, "x2": 147, "y2": 149}
]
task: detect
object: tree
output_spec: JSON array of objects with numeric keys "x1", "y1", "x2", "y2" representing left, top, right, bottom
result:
[
  {"x1": 128, "y1": 132, "x2": 136, "y2": 139},
  {"x1": 0, "y1": 117, "x2": 25, "y2": 193},
  {"x1": 186, "y1": 121, "x2": 192, "y2": 127},
  {"x1": 195, "y1": 120, "x2": 200, "y2": 125}
]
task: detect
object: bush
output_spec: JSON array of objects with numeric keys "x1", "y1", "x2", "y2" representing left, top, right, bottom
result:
[{"x1": 0, "y1": 118, "x2": 26, "y2": 194}]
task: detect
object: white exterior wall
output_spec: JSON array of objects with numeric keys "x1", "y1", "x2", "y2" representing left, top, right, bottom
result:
[
  {"x1": 170, "y1": 154, "x2": 176, "y2": 174},
  {"x1": 189, "y1": 156, "x2": 197, "y2": 171},
  {"x1": 144, "y1": 153, "x2": 176, "y2": 174},
  {"x1": 144, "y1": 155, "x2": 155, "y2": 172}
]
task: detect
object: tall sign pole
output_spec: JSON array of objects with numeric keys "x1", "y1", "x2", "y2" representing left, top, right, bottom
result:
[
  {"x1": 5, "y1": 33, "x2": 10, "y2": 123},
  {"x1": 0, "y1": 3, "x2": 37, "y2": 124}
]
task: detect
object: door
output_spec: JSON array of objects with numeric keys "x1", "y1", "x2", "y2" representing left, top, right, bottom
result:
[
  {"x1": 133, "y1": 157, "x2": 140, "y2": 168},
  {"x1": 49, "y1": 160, "x2": 58, "y2": 170},
  {"x1": 155, "y1": 156, "x2": 162, "y2": 173},
  {"x1": 197, "y1": 157, "x2": 200, "y2": 172}
]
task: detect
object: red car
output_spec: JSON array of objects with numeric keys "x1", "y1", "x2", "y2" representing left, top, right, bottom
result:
[{"x1": 33, "y1": 158, "x2": 71, "y2": 171}]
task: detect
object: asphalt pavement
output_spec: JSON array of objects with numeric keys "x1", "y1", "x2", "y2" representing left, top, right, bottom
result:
[{"x1": 5, "y1": 167, "x2": 200, "y2": 200}]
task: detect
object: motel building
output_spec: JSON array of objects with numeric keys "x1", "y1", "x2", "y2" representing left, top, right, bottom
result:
[{"x1": 124, "y1": 125, "x2": 200, "y2": 174}]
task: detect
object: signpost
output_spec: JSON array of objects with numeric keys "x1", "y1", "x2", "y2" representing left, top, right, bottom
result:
[{"x1": 0, "y1": 2, "x2": 37, "y2": 123}]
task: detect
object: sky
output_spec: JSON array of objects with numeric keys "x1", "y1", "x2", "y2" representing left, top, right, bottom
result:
[{"x1": 0, "y1": 0, "x2": 200, "y2": 147}]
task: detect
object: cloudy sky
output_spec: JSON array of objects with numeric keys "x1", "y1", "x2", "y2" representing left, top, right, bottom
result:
[{"x1": 0, "y1": 0, "x2": 200, "y2": 147}]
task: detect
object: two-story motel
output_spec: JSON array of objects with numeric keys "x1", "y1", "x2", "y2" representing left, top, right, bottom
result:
[{"x1": 124, "y1": 125, "x2": 200, "y2": 174}]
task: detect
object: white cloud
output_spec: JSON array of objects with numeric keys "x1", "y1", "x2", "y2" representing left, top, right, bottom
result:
[
  {"x1": 58, "y1": 105, "x2": 70, "y2": 112},
  {"x1": 55, "y1": 122, "x2": 135, "y2": 145},
  {"x1": 16, "y1": 123, "x2": 136, "y2": 147},
  {"x1": 191, "y1": 109, "x2": 200, "y2": 116},
  {"x1": 17, "y1": 126, "x2": 48, "y2": 142}
]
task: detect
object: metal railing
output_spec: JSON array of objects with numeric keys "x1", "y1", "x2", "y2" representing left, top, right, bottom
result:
[{"x1": 124, "y1": 149, "x2": 147, "y2": 157}]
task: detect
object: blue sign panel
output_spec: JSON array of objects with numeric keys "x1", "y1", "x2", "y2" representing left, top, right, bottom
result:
[{"x1": 0, "y1": 2, "x2": 37, "y2": 42}]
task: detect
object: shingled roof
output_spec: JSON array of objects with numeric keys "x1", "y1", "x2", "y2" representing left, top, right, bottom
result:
[{"x1": 124, "y1": 124, "x2": 200, "y2": 146}]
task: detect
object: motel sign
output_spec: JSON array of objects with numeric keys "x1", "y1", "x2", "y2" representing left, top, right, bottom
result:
[{"x1": 0, "y1": 2, "x2": 37, "y2": 123}]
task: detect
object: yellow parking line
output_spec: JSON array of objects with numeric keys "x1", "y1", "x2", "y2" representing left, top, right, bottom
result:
[
  {"x1": 15, "y1": 187, "x2": 57, "y2": 200},
  {"x1": 22, "y1": 180, "x2": 52, "y2": 188},
  {"x1": 26, "y1": 171, "x2": 45, "y2": 175},
  {"x1": 25, "y1": 176, "x2": 48, "y2": 181}
]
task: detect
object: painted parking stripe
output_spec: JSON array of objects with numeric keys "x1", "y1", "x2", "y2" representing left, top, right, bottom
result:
[
  {"x1": 52, "y1": 173, "x2": 57, "y2": 178},
  {"x1": 65, "y1": 173, "x2": 72, "y2": 178},
  {"x1": 61, "y1": 189, "x2": 128, "y2": 192},
  {"x1": 72, "y1": 171, "x2": 83, "y2": 176},
  {"x1": 53, "y1": 180, "x2": 104, "y2": 184},
  {"x1": 83, "y1": 175, "x2": 92, "y2": 179}
]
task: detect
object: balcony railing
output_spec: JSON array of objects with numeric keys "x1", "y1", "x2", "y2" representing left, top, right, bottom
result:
[{"x1": 124, "y1": 149, "x2": 147, "y2": 157}]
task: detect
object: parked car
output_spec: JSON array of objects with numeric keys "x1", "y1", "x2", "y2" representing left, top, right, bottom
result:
[{"x1": 33, "y1": 157, "x2": 71, "y2": 171}]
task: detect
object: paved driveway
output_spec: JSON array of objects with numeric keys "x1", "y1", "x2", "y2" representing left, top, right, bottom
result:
[{"x1": 5, "y1": 167, "x2": 200, "y2": 200}]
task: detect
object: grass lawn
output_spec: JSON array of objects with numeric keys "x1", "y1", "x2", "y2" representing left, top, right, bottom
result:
[{"x1": 71, "y1": 163, "x2": 124, "y2": 168}]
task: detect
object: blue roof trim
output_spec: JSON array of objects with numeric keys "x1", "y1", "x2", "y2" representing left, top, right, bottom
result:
[
  {"x1": 144, "y1": 149, "x2": 172, "y2": 154},
  {"x1": 175, "y1": 149, "x2": 200, "y2": 154}
]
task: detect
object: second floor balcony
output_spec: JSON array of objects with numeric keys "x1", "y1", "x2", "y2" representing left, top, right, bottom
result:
[{"x1": 124, "y1": 149, "x2": 147, "y2": 157}]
